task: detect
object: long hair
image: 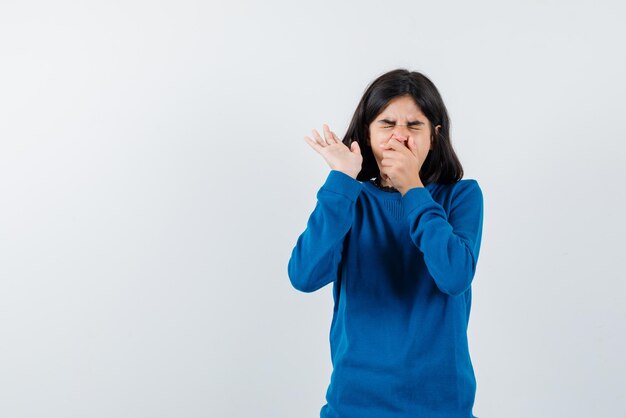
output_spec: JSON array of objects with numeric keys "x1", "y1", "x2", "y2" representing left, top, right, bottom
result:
[{"x1": 343, "y1": 69, "x2": 463, "y2": 185}]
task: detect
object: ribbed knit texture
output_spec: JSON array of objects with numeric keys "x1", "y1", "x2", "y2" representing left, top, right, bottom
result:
[{"x1": 288, "y1": 170, "x2": 484, "y2": 418}]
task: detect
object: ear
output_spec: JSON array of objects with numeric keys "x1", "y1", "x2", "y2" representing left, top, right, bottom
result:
[{"x1": 431, "y1": 125, "x2": 442, "y2": 150}]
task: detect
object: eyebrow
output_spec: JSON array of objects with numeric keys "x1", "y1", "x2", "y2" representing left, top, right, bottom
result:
[{"x1": 378, "y1": 118, "x2": 425, "y2": 126}]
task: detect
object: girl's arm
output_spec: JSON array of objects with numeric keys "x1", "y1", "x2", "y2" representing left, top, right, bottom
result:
[
  {"x1": 288, "y1": 170, "x2": 363, "y2": 293},
  {"x1": 403, "y1": 180, "x2": 484, "y2": 296}
]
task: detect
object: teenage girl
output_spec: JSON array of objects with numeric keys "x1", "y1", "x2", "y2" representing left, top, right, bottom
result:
[{"x1": 288, "y1": 68, "x2": 484, "y2": 418}]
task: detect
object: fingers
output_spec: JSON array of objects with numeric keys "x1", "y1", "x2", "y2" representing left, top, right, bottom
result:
[
  {"x1": 381, "y1": 137, "x2": 412, "y2": 167},
  {"x1": 312, "y1": 128, "x2": 326, "y2": 146},
  {"x1": 309, "y1": 124, "x2": 339, "y2": 147},
  {"x1": 380, "y1": 137, "x2": 406, "y2": 151},
  {"x1": 380, "y1": 155, "x2": 394, "y2": 167},
  {"x1": 323, "y1": 123, "x2": 339, "y2": 144},
  {"x1": 303, "y1": 135, "x2": 323, "y2": 154},
  {"x1": 303, "y1": 123, "x2": 339, "y2": 154},
  {"x1": 407, "y1": 137, "x2": 419, "y2": 158},
  {"x1": 350, "y1": 140, "x2": 361, "y2": 155}
]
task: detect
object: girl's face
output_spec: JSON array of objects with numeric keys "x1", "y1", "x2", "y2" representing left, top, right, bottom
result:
[{"x1": 368, "y1": 95, "x2": 440, "y2": 181}]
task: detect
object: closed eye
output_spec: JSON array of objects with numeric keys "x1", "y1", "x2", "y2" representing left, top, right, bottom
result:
[{"x1": 382, "y1": 125, "x2": 420, "y2": 130}]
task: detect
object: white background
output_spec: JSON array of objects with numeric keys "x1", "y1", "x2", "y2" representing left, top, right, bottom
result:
[{"x1": 1, "y1": 1, "x2": 625, "y2": 417}]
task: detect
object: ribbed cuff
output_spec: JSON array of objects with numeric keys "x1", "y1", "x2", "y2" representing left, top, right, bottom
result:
[{"x1": 320, "y1": 170, "x2": 363, "y2": 202}]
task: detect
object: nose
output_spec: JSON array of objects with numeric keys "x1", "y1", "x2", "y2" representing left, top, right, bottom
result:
[{"x1": 391, "y1": 125, "x2": 411, "y2": 142}]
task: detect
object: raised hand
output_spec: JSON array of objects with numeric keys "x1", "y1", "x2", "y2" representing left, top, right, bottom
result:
[{"x1": 304, "y1": 123, "x2": 362, "y2": 179}]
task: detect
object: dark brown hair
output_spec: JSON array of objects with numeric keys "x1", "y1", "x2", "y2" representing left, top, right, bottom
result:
[{"x1": 343, "y1": 68, "x2": 463, "y2": 185}]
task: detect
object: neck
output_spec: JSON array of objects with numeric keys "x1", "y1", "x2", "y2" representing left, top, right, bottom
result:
[{"x1": 375, "y1": 176, "x2": 396, "y2": 190}]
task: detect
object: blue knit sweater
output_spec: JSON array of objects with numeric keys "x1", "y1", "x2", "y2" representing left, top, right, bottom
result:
[{"x1": 288, "y1": 170, "x2": 484, "y2": 418}]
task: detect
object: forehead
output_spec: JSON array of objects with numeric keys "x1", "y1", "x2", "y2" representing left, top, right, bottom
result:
[{"x1": 377, "y1": 95, "x2": 424, "y2": 119}]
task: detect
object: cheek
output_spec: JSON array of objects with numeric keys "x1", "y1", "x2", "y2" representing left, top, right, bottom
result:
[
  {"x1": 368, "y1": 133, "x2": 381, "y2": 149},
  {"x1": 415, "y1": 134, "x2": 431, "y2": 149},
  {"x1": 371, "y1": 145, "x2": 383, "y2": 159}
]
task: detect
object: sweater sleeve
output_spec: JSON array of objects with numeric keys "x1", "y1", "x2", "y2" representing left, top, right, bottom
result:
[
  {"x1": 401, "y1": 180, "x2": 484, "y2": 297},
  {"x1": 287, "y1": 170, "x2": 363, "y2": 293}
]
